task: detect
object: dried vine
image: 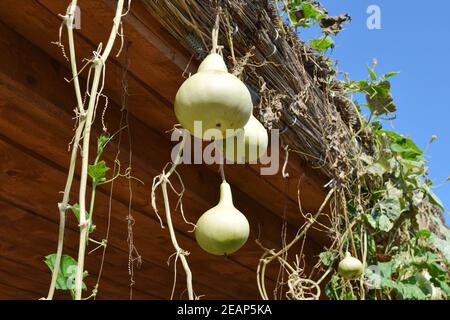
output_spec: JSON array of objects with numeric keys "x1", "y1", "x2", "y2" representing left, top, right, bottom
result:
[
  {"x1": 45, "y1": 0, "x2": 130, "y2": 300},
  {"x1": 151, "y1": 130, "x2": 195, "y2": 300}
]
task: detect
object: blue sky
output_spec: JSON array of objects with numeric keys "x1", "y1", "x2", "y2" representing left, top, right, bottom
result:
[{"x1": 296, "y1": 0, "x2": 449, "y2": 223}]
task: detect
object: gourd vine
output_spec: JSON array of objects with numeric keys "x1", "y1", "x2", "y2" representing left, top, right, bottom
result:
[
  {"x1": 151, "y1": 129, "x2": 196, "y2": 300},
  {"x1": 43, "y1": 0, "x2": 138, "y2": 300}
]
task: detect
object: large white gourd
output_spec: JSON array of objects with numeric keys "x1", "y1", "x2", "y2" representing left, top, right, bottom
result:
[
  {"x1": 195, "y1": 182, "x2": 249, "y2": 255},
  {"x1": 338, "y1": 252, "x2": 364, "y2": 280},
  {"x1": 222, "y1": 115, "x2": 268, "y2": 163},
  {"x1": 174, "y1": 53, "x2": 253, "y2": 140}
]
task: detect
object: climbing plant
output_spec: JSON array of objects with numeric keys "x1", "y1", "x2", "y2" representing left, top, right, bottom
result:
[
  {"x1": 276, "y1": 0, "x2": 450, "y2": 300},
  {"x1": 43, "y1": 0, "x2": 135, "y2": 300}
]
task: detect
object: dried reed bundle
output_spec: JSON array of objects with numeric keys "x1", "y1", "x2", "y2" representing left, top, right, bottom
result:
[{"x1": 144, "y1": 0, "x2": 358, "y2": 181}]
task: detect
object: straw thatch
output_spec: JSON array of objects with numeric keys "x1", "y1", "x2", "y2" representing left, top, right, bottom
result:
[{"x1": 144, "y1": 0, "x2": 359, "y2": 181}]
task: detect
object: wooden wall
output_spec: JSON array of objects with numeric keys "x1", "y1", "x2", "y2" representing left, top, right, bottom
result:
[{"x1": 0, "y1": 0, "x2": 328, "y2": 300}]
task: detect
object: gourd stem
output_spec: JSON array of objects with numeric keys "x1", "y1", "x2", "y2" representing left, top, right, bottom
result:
[
  {"x1": 47, "y1": 120, "x2": 85, "y2": 299},
  {"x1": 161, "y1": 178, "x2": 194, "y2": 300},
  {"x1": 360, "y1": 228, "x2": 367, "y2": 300},
  {"x1": 160, "y1": 131, "x2": 194, "y2": 300},
  {"x1": 47, "y1": 0, "x2": 85, "y2": 300},
  {"x1": 66, "y1": 0, "x2": 84, "y2": 113},
  {"x1": 166, "y1": 131, "x2": 186, "y2": 178},
  {"x1": 74, "y1": 0, "x2": 125, "y2": 300},
  {"x1": 75, "y1": 65, "x2": 102, "y2": 300},
  {"x1": 219, "y1": 162, "x2": 226, "y2": 182},
  {"x1": 211, "y1": 12, "x2": 220, "y2": 53}
]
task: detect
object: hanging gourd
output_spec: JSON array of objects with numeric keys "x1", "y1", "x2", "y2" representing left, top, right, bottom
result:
[
  {"x1": 221, "y1": 115, "x2": 268, "y2": 163},
  {"x1": 174, "y1": 20, "x2": 252, "y2": 140},
  {"x1": 195, "y1": 181, "x2": 249, "y2": 255},
  {"x1": 338, "y1": 251, "x2": 364, "y2": 280}
]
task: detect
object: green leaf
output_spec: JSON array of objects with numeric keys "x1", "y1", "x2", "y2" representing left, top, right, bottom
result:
[
  {"x1": 379, "y1": 214, "x2": 394, "y2": 232},
  {"x1": 366, "y1": 261, "x2": 397, "y2": 290},
  {"x1": 70, "y1": 204, "x2": 95, "y2": 233},
  {"x1": 355, "y1": 80, "x2": 369, "y2": 91},
  {"x1": 414, "y1": 273, "x2": 433, "y2": 295},
  {"x1": 379, "y1": 130, "x2": 423, "y2": 159},
  {"x1": 422, "y1": 184, "x2": 445, "y2": 210},
  {"x1": 375, "y1": 80, "x2": 391, "y2": 95},
  {"x1": 88, "y1": 160, "x2": 110, "y2": 182},
  {"x1": 378, "y1": 155, "x2": 396, "y2": 174},
  {"x1": 366, "y1": 196, "x2": 402, "y2": 232},
  {"x1": 416, "y1": 229, "x2": 432, "y2": 239},
  {"x1": 366, "y1": 162, "x2": 386, "y2": 177},
  {"x1": 288, "y1": 1, "x2": 324, "y2": 28},
  {"x1": 378, "y1": 261, "x2": 395, "y2": 278},
  {"x1": 364, "y1": 213, "x2": 378, "y2": 229},
  {"x1": 309, "y1": 35, "x2": 334, "y2": 54},
  {"x1": 374, "y1": 196, "x2": 401, "y2": 229},
  {"x1": 378, "y1": 129, "x2": 403, "y2": 141},
  {"x1": 70, "y1": 204, "x2": 80, "y2": 223},
  {"x1": 342, "y1": 291, "x2": 356, "y2": 300},
  {"x1": 385, "y1": 183, "x2": 403, "y2": 199},
  {"x1": 391, "y1": 143, "x2": 421, "y2": 157},
  {"x1": 319, "y1": 251, "x2": 335, "y2": 267},
  {"x1": 396, "y1": 281, "x2": 427, "y2": 299},
  {"x1": 412, "y1": 191, "x2": 425, "y2": 206},
  {"x1": 97, "y1": 134, "x2": 110, "y2": 156},
  {"x1": 325, "y1": 274, "x2": 340, "y2": 300},
  {"x1": 368, "y1": 66, "x2": 377, "y2": 81},
  {"x1": 288, "y1": 11, "x2": 299, "y2": 25},
  {"x1": 430, "y1": 234, "x2": 450, "y2": 262},
  {"x1": 399, "y1": 159, "x2": 426, "y2": 175},
  {"x1": 366, "y1": 91, "x2": 396, "y2": 115},
  {"x1": 381, "y1": 278, "x2": 399, "y2": 290},
  {"x1": 426, "y1": 260, "x2": 447, "y2": 279},
  {"x1": 435, "y1": 279, "x2": 450, "y2": 295},
  {"x1": 44, "y1": 254, "x2": 87, "y2": 291},
  {"x1": 301, "y1": 3, "x2": 316, "y2": 18},
  {"x1": 383, "y1": 71, "x2": 400, "y2": 79}
]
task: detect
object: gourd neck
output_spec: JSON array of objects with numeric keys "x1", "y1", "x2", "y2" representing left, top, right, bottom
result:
[
  {"x1": 198, "y1": 53, "x2": 228, "y2": 73},
  {"x1": 218, "y1": 182, "x2": 234, "y2": 206}
]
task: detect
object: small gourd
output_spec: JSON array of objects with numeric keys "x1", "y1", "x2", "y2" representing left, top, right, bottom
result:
[
  {"x1": 221, "y1": 115, "x2": 268, "y2": 163},
  {"x1": 338, "y1": 252, "x2": 364, "y2": 280},
  {"x1": 195, "y1": 181, "x2": 249, "y2": 255},
  {"x1": 174, "y1": 53, "x2": 253, "y2": 140}
]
